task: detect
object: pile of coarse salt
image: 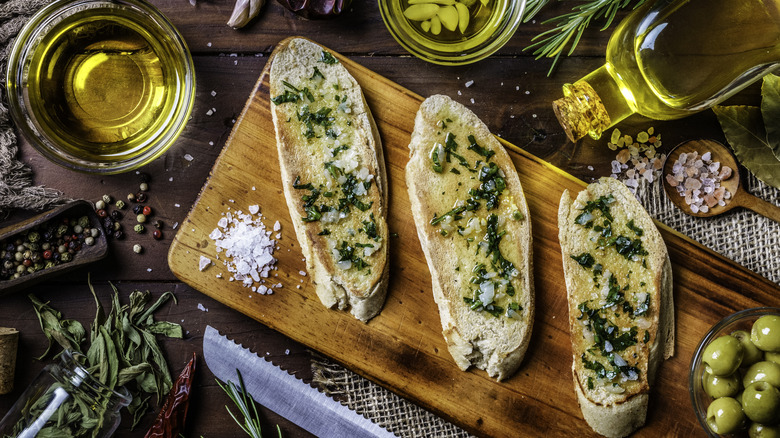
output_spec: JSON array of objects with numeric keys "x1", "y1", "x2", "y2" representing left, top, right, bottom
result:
[
  {"x1": 209, "y1": 205, "x2": 280, "y2": 294},
  {"x1": 665, "y1": 151, "x2": 733, "y2": 214},
  {"x1": 608, "y1": 128, "x2": 666, "y2": 193}
]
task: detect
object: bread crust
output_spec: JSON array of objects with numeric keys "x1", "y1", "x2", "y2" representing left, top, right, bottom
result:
[
  {"x1": 558, "y1": 177, "x2": 674, "y2": 437},
  {"x1": 405, "y1": 95, "x2": 534, "y2": 381},
  {"x1": 269, "y1": 37, "x2": 389, "y2": 322}
]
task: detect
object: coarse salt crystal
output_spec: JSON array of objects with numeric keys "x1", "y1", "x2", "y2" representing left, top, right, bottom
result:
[
  {"x1": 199, "y1": 256, "x2": 212, "y2": 271},
  {"x1": 197, "y1": 303, "x2": 208, "y2": 312},
  {"x1": 184, "y1": 154, "x2": 194, "y2": 162},
  {"x1": 248, "y1": 205, "x2": 260, "y2": 215},
  {"x1": 465, "y1": 80, "x2": 474, "y2": 88}
]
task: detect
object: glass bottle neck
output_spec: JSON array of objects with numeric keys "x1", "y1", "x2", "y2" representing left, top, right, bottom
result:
[{"x1": 552, "y1": 64, "x2": 635, "y2": 142}]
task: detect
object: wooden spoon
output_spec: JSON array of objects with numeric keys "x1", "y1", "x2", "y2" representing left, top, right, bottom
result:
[{"x1": 662, "y1": 139, "x2": 780, "y2": 222}]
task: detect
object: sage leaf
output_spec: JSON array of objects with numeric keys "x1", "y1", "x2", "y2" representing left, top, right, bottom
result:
[
  {"x1": 761, "y1": 74, "x2": 780, "y2": 161},
  {"x1": 146, "y1": 321, "x2": 184, "y2": 338},
  {"x1": 713, "y1": 105, "x2": 780, "y2": 189},
  {"x1": 118, "y1": 363, "x2": 153, "y2": 386}
]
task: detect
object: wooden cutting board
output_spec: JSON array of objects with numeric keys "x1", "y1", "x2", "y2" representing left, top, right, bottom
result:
[{"x1": 168, "y1": 37, "x2": 780, "y2": 437}]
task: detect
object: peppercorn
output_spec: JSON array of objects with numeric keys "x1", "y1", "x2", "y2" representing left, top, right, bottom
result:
[
  {"x1": 134, "y1": 224, "x2": 145, "y2": 234},
  {"x1": 97, "y1": 209, "x2": 108, "y2": 218},
  {"x1": 102, "y1": 217, "x2": 114, "y2": 231},
  {"x1": 135, "y1": 192, "x2": 148, "y2": 203},
  {"x1": 113, "y1": 221, "x2": 121, "y2": 232},
  {"x1": 142, "y1": 206, "x2": 152, "y2": 216},
  {"x1": 110, "y1": 210, "x2": 122, "y2": 221},
  {"x1": 115, "y1": 200, "x2": 126, "y2": 209},
  {"x1": 102, "y1": 194, "x2": 112, "y2": 204},
  {"x1": 153, "y1": 220, "x2": 164, "y2": 229},
  {"x1": 152, "y1": 229, "x2": 163, "y2": 240},
  {"x1": 95, "y1": 200, "x2": 106, "y2": 210},
  {"x1": 137, "y1": 214, "x2": 147, "y2": 223},
  {"x1": 113, "y1": 230, "x2": 124, "y2": 240},
  {"x1": 27, "y1": 231, "x2": 40, "y2": 243},
  {"x1": 127, "y1": 193, "x2": 136, "y2": 202},
  {"x1": 85, "y1": 236, "x2": 95, "y2": 246},
  {"x1": 78, "y1": 216, "x2": 89, "y2": 228},
  {"x1": 73, "y1": 225, "x2": 83, "y2": 234},
  {"x1": 132, "y1": 204, "x2": 144, "y2": 215},
  {"x1": 43, "y1": 250, "x2": 52, "y2": 260},
  {"x1": 133, "y1": 244, "x2": 143, "y2": 254},
  {"x1": 139, "y1": 182, "x2": 149, "y2": 192}
]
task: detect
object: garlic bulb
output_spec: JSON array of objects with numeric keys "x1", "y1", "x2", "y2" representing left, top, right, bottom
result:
[{"x1": 227, "y1": 0, "x2": 266, "y2": 29}]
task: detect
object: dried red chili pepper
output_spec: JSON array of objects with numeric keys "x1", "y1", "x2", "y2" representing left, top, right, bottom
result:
[
  {"x1": 144, "y1": 353, "x2": 197, "y2": 438},
  {"x1": 276, "y1": 0, "x2": 351, "y2": 19}
]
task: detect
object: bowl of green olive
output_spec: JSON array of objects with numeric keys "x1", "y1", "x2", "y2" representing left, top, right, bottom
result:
[{"x1": 690, "y1": 308, "x2": 780, "y2": 436}]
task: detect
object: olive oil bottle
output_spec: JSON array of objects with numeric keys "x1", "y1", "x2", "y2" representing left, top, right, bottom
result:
[
  {"x1": 22, "y1": 6, "x2": 185, "y2": 163},
  {"x1": 553, "y1": 0, "x2": 780, "y2": 142}
]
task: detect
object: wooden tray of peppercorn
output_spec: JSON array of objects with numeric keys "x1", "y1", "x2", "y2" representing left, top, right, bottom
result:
[
  {"x1": 168, "y1": 37, "x2": 780, "y2": 437},
  {"x1": 0, "y1": 200, "x2": 108, "y2": 297}
]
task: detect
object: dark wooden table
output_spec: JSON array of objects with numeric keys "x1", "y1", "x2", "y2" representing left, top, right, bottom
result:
[{"x1": 0, "y1": 1, "x2": 767, "y2": 437}]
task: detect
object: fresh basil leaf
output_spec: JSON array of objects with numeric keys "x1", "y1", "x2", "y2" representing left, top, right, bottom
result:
[
  {"x1": 713, "y1": 105, "x2": 780, "y2": 189},
  {"x1": 761, "y1": 74, "x2": 780, "y2": 161}
]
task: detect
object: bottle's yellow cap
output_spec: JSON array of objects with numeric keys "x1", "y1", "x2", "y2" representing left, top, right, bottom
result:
[{"x1": 552, "y1": 81, "x2": 611, "y2": 143}]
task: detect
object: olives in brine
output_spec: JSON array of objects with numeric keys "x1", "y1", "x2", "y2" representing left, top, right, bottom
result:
[
  {"x1": 704, "y1": 335, "x2": 744, "y2": 376},
  {"x1": 734, "y1": 329, "x2": 765, "y2": 367},
  {"x1": 750, "y1": 422, "x2": 780, "y2": 438},
  {"x1": 742, "y1": 382, "x2": 780, "y2": 425},
  {"x1": 707, "y1": 397, "x2": 746, "y2": 434},
  {"x1": 744, "y1": 361, "x2": 780, "y2": 389},
  {"x1": 704, "y1": 371, "x2": 741, "y2": 399},
  {"x1": 753, "y1": 316, "x2": 780, "y2": 353}
]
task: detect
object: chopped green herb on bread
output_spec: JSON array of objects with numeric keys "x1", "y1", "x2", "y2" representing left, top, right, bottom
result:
[
  {"x1": 405, "y1": 94, "x2": 534, "y2": 381},
  {"x1": 269, "y1": 38, "x2": 389, "y2": 322},
  {"x1": 558, "y1": 177, "x2": 674, "y2": 437}
]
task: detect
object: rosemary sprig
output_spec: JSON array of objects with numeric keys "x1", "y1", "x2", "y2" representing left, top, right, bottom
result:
[
  {"x1": 217, "y1": 370, "x2": 282, "y2": 438},
  {"x1": 524, "y1": 0, "x2": 646, "y2": 75}
]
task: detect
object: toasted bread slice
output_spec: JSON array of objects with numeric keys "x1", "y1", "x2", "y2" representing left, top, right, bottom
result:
[
  {"x1": 405, "y1": 95, "x2": 534, "y2": 381},
  {"x1": 269, "y1": 38, "x2": 389, "y2": 322},
  {"x1": 558, "y1": 177, "x2": 674, "y2": 438}
]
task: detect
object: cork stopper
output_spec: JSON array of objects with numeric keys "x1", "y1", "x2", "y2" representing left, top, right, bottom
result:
[
  {"x1": 552, "y1": 81, "x2": 611, "y2": 143},
  {"x1": 0, "y1": 327, "x2": 19, "y2": 394}
]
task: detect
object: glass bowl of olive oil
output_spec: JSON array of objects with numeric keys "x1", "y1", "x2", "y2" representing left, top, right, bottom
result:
[
  {"x1": 6, "y1": 0, "x2": 195, "y2": 174},
  {"x1": 378, "y1": 0, "x2": 525, "y2": 65}
]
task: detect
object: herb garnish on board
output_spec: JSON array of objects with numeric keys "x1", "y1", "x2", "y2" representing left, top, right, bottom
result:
[{"x1": 25, "y1": 278, "x2": 183, "y2": 433}]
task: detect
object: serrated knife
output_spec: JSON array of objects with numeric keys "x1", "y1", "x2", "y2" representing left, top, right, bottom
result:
[{"x1": 202, "y1": 325, "x2": 397, "y2": 438}]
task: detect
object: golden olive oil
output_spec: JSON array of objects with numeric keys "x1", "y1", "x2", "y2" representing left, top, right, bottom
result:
[
  {"x1": 402, "y1": 0, "x2": 509, "y2": 51},
  {"x1": 25, "y1": 7, "x2": 181, "y2": 162}
]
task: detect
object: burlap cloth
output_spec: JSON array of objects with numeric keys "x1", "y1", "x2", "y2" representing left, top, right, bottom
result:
[{"x1": 2, "y1": 2, "x2": 778, "y2": 436}]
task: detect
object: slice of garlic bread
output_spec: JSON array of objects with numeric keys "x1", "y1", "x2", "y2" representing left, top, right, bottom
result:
[
  {"x1": 269, "y1": 38, "x2": 388, "y2": 322},
  {"x1": 558, "y1": 177, "x2": 674, "y2": 438},
  {"x1": 405, "y1": 94, "x2": 534, "y2": 381}
]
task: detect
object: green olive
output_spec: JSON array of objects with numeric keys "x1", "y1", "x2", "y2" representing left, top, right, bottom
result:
[
  {"x1": 767, "y1": 352, "x2": 780, "y2": 366},
  {"x1": 752, "y1": 315, "x2": 780, "y2": 353},
  {"x1": 706, "y1": 397, "x2": 746, "y2": 434},
  {"x1": 704, "y1": 335, "x2": 745, "y2": 376},
  {"x1": 744, "y1": 361, "x2": 780, "y2": 388},
  {"x1": 742, "y1": 381, "x2": 780, "y2": 424},
  {"x1": 734, "y1": 329, "x2": 766, "y2": 367},
  {"x1": 750, "y1": 422, "x2": 780, "y2": 438},
  {"x1": 703, "y1": 370, "x2": 741, "y2": 398}
]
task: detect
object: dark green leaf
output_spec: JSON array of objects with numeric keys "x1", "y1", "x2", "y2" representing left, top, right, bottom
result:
[
  {"x1": 761, "y1": 74, "x2": 780, "y2": 160},
  {"x1": 146, "y1": 321, "x2": 183, "y2": 338},
  {"x1": 713, "y1": 105, "x2": 780, "y2": 189},
  {"x1": 117, "y1": 363, "x2": 153, "y2": 386}
]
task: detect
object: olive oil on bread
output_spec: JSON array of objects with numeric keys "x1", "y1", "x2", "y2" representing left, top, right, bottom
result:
[{"x1": 406, "y1": 95, "x2": 534, "y2": 380}]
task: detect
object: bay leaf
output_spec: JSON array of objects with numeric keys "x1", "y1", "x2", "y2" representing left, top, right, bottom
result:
[
  {"x1": 712, "y1": 105, "x2": 780, "y2": 189},
  {"x1": 761, "y1": 74, "x2": 780, "y2": 160},
  {"x1": 117, "y1": 363, "x2": 152, "y2": 386}
]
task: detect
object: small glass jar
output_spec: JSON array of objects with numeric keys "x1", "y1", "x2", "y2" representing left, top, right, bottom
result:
[{"x1": 0, "y1": 350, "x2": 131, "y2": 438}]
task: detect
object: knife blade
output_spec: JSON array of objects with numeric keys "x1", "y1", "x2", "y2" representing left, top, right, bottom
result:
[{"x1": 202, "y1": 325, "x2": 397, "y2": 438}]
